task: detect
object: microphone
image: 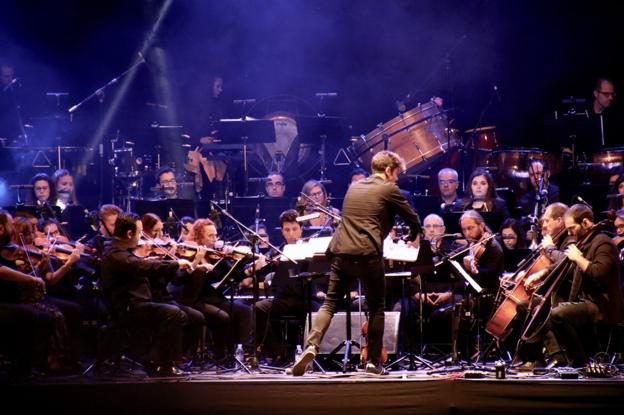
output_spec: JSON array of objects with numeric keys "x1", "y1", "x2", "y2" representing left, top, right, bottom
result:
[
  {"x1": 2, "y1": 78, "x2": 19, "y2": 92},
  {"x1": 574, "y1": 195, "x2": 592, "y2": 207},
  {"x1": 9, "y1": 184, "x2": 34, "y2": 189},
  {"x1": 315, "y1": 92, "x2": 338, "y2": 98},
  {"x1": 493, "y1": 85, "x2": 501, "y2": 103},
  {"x1": 296, "y1": 212, "x2": 321, "y2": 222},
  {"x1": 248, "y1": 177, "x2": 267, "y2": 183}
]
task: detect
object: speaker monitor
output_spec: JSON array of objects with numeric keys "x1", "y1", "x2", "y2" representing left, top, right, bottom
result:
[{"x1": 303, "y1": 311, "x2": 400, "y2": 354}]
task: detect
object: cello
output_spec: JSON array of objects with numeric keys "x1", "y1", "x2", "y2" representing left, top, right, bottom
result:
[
  {"x1": 485, "y1": 227, "x2": 566, "y2": 340},
  {"x1": 518, "y1": 220, "x2": 607, "y2": 344}
]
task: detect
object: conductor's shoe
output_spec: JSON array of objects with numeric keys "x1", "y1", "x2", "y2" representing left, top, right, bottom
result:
[
  {"x1": 289, "y1": 345, "x2": 316, "y2": 376},
  {"x1": 365, "y1": 363, "x2": 389, "y2": 375}
]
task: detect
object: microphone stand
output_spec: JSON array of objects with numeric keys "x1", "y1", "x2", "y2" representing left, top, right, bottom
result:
[
  {"x1": 210, "y1": 201, "x2": 296, "y2": 372},
  {"x1": 299, "y1": 192, "x2": 341, "y2": 227},
  {"x1": 67, "y1": 54, "x2": 145, "y2": 116}
]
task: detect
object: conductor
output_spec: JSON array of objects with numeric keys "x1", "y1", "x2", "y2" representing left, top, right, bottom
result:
[{"x1": 288, "y1": 150, "x2": 422, "y2": 375}]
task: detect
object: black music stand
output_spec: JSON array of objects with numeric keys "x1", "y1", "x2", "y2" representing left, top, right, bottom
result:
[
  {"x1": 215, "y1": 119, "x2": 276, "y2": 196},
  {"x1": 385, "y1": 242, "x2": 435, "y2": 371},
  {"x1": 229, "y1": 196, "x2": 293, "y2": 242},
  {"x1": 276, "y1": 259, "x2": 327, "y2": 373},
  {"x1": 296, "y1": 115, "x2": 345, "y2": 182},
  {"x1": 131, "y1": 198, "x2": 195, "y2": 233}
]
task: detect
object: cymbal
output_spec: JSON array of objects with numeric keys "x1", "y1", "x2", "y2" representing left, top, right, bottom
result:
[{"x1": 464, "y1": 125, "x2": 496, "y2": 133}]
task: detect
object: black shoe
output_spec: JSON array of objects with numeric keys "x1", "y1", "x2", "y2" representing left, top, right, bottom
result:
[
  {"x1": 365, "y1": 363, "x2": 389, "y2": 375},
  {"x1": 545, "y1": 354, "x2": 568, "y2": 370}
]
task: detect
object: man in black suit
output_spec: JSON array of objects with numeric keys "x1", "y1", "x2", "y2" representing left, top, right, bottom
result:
[{"x1": 289, "y1": 150, "x2": 422, "y2": 375}]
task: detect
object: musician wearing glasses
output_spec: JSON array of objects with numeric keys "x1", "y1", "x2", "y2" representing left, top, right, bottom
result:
[
  {"x1": 590, "y1": 78, "x2": 622, "y2": 148},
  {"x1": 300, "y1": 179, "x2": 340, "y2": 228},
  {"x1": 264, "y1": 172, "x2": 286, "y2": 198},
  {"x1": 156, "y1": 167, "x2": 179, "y2": 199},
  {"x1": 438, "y1": 168, "x2": 461, "y2": 213}
]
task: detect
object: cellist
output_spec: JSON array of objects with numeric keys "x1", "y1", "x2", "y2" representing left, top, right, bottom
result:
[{"x1": 544, "y1": 204, "x2": 623, "y2": 367}]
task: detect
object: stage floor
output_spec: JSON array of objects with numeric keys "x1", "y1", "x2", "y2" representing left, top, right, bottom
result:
[{"x1": 4, "y1": 361, "x2": 624, "y2": 415}]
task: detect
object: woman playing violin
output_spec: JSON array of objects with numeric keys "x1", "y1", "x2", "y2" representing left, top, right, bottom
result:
[
  {"x1": 182, "y1": 218, "x2": 255, "y2": 359},
  {"x1": 1, "y1": 211, "x2": 84, "y2": 373},
  {"x1": 301, "y1": 180, "x2": 341, "y2": 229}
]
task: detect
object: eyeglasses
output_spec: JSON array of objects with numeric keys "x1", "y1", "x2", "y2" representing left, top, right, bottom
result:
[
  {"x1": 424, "y1": 224, "x2": 444, "y2": 229},
  {"x1": 266, "y1": 182, "x2": 284, "y2": 187},
  {"x1": 439, "y1": 180, "x2": 457, "y2": 186},
  {"x1": 598, "y1": 91, "x2": 616, "y2": 97},
  {"x1": 309, "y1": 191, "x2": 324, "y2": 198},
  {"x1": 161, "y1": 179, "x2": 176, "y2": 185}
]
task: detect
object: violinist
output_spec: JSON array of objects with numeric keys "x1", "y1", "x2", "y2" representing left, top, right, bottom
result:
[
  {"x1": 254, "y1": 209, "x2": 322, "y2": 364},
  {"x1": 52, "y1": 169, "x2": 78, "y2": 211},
  {"x1": 100, "y1": 212, "x2": 197, "y2": 376},
  {"x1": 1, "y1": 209, "x2": 54, "y2": 379},
  {"x1": 300, "y1": 179, "x2": 341, "y2": 229},
  {"x1": 2, "y1": 211, "x2": 83, "y2": 373},
  {"x1": 542, "y1": 204, "x2": 623, "y2": 367},
  {"x1": 183, "y1": 218, "x2": 254, "y2": 361},
  {"x1": 460, "y1": 210, "x2": 504, "y2": 294}
]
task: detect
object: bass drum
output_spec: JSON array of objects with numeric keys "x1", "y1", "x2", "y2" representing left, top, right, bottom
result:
[
  {"x1": 247, "y1": 95, "x2": 318, "y2": 180},
  {"x1": 350, "y1": 100, "x2": 459, "y2": 174}
]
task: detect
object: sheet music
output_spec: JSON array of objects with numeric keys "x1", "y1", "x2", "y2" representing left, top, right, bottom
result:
[
  {"x1": 383, "y1": 238, "x2": 419, "y2": 262},
  {"x1": 280, "y1": 237, "x2": 332, "y2": 261},
  {"x1": 447, "y1": 259, "x2": 483, "y2": 294}
]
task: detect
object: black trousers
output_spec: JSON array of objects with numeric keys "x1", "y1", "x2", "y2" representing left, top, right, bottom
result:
[
  {"x1": 127, "y1": 301, "x2": 187, "y2": 366},
  {"x1": 306, "y1": 255, "x2": 386, "y2": 365}
]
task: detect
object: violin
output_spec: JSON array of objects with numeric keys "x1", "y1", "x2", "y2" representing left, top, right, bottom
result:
[
  {"x1": 0, "y1": 243, "x2": 47, "y2": 302},
  {"x1": 33, "y1": 236, "x2": 91, "y2": 263},
  {"x1": 360, "y1": 319, "x2": 388, "y2": 364}
]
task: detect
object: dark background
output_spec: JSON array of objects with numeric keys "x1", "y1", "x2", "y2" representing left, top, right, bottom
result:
[{"x1": 1, "y1": 0, "x2": 622, "y2": 206}]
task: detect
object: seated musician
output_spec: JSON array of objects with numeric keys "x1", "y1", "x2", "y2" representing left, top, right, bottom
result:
[
  {"x1": 156, "y1": 166, "x2": 179, "y2": 199},
  {"x1": 100, "y1": 212, "x2": 196, "y2": 376},
  {"x1": 300, "y1": 179, "x2": 340, "y2": 229},
  {"x1": 456, "y1": 168, "x2": 509, "y2": 217},
  {"x1": 499, "y1": 218, "x2": 530, "y2": 272},
  {"x1": 28, "y1": 173, "x2": 61, "y2": 221},
  {"x1": 254, "y1": 209, "x2": 319, "y2": 363},
  {"x1": 518, "y1": 160, "x2": 560, "y2": 216},
  {"x1": 182, "y1": 218, "x2": 259, "y2": 360},
  {"x1": 438, "y1": 168, "x2": 462, "y2": 213},
  {"x1": 349, "y1": 167, "x2": 369, "y2": 185},
  {"x1": 534, "y1": 204, "x2": 622, "y2": 367},
  {"x1": 9, "y1": 215, "x2": 84, "y2": 372},
  {"x1": 1, "y1": 210, "x2": 56, "y2": 378},
  {"x1": 177, "y1": 215, "x2": 195, "y2": 242},
  {"x1": 136, "y1": 212, "x2": 205, "y2": 362},
  {"x1": 264, "y1": 171, "x2": 286, "y2": 198},
  {"x1": 392, "y1": 214, "x2": 462, "y2": 344},
  {"x1": 52, "y1": 169, "x2": 78, "y2": 211},
  {"x1": 86, "y1": 204, "x2": 122, "y2": 257}
]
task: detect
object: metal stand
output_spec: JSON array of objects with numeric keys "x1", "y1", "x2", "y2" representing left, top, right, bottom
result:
[
  {"x1": 327, "y1": 294, "x2": 360, "y2": 373},
  {"x1": 385, "y1": 272, "x2": 434, "y2": 370}
]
